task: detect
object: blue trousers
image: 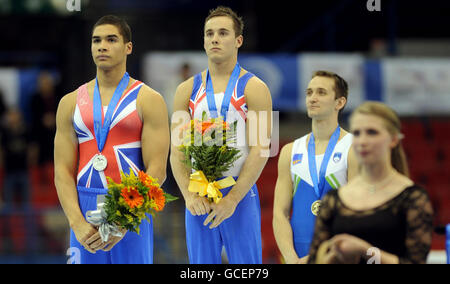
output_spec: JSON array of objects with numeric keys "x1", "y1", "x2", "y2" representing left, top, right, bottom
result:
[
  {"x1": 185, "y1": 183, "x2": 262, "y2": 264},
  {"x1": 69, "y1": 186, "x2": 153, "y2": 264}
]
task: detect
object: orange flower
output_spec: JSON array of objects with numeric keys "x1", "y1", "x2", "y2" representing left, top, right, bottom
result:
[
  {"x1": 121, "y1": 186, "x2": 144, "y2": 209},
  {"x1": 138, "y1": 171, "x2": 150, "y2": 186},
  {"x1": 201, "y1": 121, "x2": 214, "y2": 134},
  {"x1": 148, "y1": 185, "x2": 166, "y2": 211},
  {"x1": 138, "y1": 170, "x2": 159, "y2": 188},
  {"x1": 223, "y1": 121, "x2": 230, "y2": 131}
]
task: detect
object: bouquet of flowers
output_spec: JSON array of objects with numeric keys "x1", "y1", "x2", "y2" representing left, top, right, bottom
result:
[
  {"x1": 86, "y1": 170, "x2": 178, "y2": 242},
  {"x1": 178, "y1": 111, "x2": 241, "y2": 204}
]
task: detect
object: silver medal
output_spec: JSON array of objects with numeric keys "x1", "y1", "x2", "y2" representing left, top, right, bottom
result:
[{"x1": 93, "y1": 154, "x2": 108, "y2": 171}]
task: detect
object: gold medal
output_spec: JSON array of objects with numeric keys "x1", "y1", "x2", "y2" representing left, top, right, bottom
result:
[{"x1": 311, "y1": 200, "x2": 322, "y2": 216}]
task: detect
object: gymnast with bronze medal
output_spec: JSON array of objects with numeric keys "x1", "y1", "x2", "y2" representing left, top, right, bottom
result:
[{"x1": 273, "y1": 71, "x2": 358, "y2": 264}]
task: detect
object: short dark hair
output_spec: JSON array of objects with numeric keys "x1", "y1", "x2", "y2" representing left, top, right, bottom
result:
[
  {"x1": 312, "y1": 70, "x2": 348, "y2": 113},
  {"x1": 93, "y1": 15, "x2": 132, "y2": 43},
  {"x1": 205, "y1": 6, "x2": 244, "y2": 37}
]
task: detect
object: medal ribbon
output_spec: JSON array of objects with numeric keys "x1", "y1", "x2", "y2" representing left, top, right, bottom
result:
[
  {"x1": 205, "y1": 62, "x2": 241, "y2": 121},
  {"x1": 93, "y1": 72, "x2": 130, "y2": 152},
  {"x1": 307, "y1": 126, "x2": 340, "y2": 199}
]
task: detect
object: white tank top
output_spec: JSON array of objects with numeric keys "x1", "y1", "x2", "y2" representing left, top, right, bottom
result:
[{"x1": 290, "y1": 131, "x2": 353, "y2": 195}]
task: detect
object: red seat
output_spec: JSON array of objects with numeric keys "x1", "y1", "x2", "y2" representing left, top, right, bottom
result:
[
  {"x1": 257, "y1": 157, "x2": 278, "y2": 209},
  {"x1": 404, "y1": 140, "x2": 439, "y2": 174},
  {"x1": 426, "y1": 181, "x2": 450, "y2": 225},
  {"x1": 261, "y1": 208, "x2": 280, "y2": 263},
  {"x1": 441, "y1": 146, "x2": 450, "y2": 166},
  {"x1": 257, "y1": 140, "x2": 291, "y2": 208},
  {"x1": 426, "y1": 172, "x2": 449, "y2": 195},
  {"x1": 436, "y1": 190, "x2": 450, "y2": 225},
  {"x1": 29, "y1": 164, "x2": 59, "y2": 209},
  {"x1": 401, "y1": 119, "x2": 427, "y2": 141},
  {"x1": 430, "y1": 120, "x2": 450, "y2": 142}
]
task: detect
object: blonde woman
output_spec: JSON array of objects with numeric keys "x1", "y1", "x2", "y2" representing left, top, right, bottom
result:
[{"x1": 308, "y1": 101, "x2": 433, "y2": 264}]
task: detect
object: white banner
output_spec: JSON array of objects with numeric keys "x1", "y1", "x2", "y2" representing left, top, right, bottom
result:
[
  {"x1": 142, "y1": 52, "x2": 207, "y2": 115},
  {"x1": 382, "y1": 58, "x2": 450, "y2": 115},
  {"x1": 142, "y1": 52, "x2": 450, "y2": 115},
  {"x1": 0, "y1": 68, "x2": 19, "y2": 108}
]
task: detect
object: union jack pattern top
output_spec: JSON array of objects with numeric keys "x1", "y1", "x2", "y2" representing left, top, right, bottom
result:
[
  {"x1": 73, "y1": 80, "x2": 145, "y2": 189},
  {"x1": 189, "y1": 71, "x2": 255, "y2": 177}
]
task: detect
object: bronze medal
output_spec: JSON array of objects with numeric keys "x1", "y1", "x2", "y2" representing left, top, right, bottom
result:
[{"x1": 311, "y1": 200, "x2": 322, "y2": 216}]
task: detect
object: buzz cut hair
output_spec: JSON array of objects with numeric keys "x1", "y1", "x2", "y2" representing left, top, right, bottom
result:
[{"x1": 205, "y1": 6, "x2": 244, "y2": 37}]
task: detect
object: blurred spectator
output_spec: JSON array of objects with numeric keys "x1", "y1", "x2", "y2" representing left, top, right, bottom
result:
[
  {"x1": 180, "y1": 63, "x2": 192, "y2": 81},
  {"x1": 29, "y1": 71, "x2": 57, "y2": 167},
  {"x1": 0, "y1": 108, "x2": 32, "y2": 211},
  {"x1": 163, "y1": 62, "x2": 192, "y2": 117},
  {"x1": 0, "y1": 89, "x2": 5, "y2": 124},
  {"x1": 28, "y1": 71, "x2": 58, "y2": 206}
]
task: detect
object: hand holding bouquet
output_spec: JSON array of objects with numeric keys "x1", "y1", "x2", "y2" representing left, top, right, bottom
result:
[
  {"x1": 178, "y1": 112, "x2": 241, "y2": 204},
  {"x1": 86, "y1": 170, "x2": 178, "y2": 243}
]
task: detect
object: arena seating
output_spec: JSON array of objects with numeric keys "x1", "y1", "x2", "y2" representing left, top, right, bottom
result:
[
  {"x1": 402, "y1": 118, "x2": 450, "y2": 250},
  {"x1": 1, "y1": 119, "x2": 449, "y2": 259}
]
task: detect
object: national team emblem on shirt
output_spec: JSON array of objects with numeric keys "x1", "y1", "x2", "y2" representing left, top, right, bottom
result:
[
  {"x1": 333, "y1": 152, "x2": 342, "y2": 163},
  {"x1": 292, "y1": 154, "x2": 303, "y2": 165}
]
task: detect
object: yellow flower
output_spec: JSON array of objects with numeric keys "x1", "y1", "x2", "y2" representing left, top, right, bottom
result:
[{"x1": 125, "y1": 214, "x2": 134, "y2": 223}]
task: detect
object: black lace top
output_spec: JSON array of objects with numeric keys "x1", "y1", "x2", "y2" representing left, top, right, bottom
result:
[{"x1": 308, "y1": 185, "x2": 434, "y2": 264}]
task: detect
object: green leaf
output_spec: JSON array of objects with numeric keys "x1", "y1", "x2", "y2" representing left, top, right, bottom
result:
[{"x1": 164, "y1": 192, "x2": 179, "y2": 203}]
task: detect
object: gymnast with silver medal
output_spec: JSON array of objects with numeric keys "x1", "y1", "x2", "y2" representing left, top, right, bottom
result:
[{"x1": 92, "y1": 72, "x2": 130, "y2": 172}]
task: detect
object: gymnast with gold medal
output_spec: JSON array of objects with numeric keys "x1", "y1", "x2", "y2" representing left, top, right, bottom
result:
[{"x1": 273, "y1": 71, "x2": 358, "y2": 264}]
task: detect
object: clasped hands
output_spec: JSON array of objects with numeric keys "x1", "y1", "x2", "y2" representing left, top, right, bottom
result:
[
  {"x1": 186, "y1": 193, "x2": 238, "y2": 229},
  {"x1": 316, "y1": 234, "x2": 372, "y2": 264},
  {"x1": 74, "y1": 221, "x2": 127, "y2": 254}
]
